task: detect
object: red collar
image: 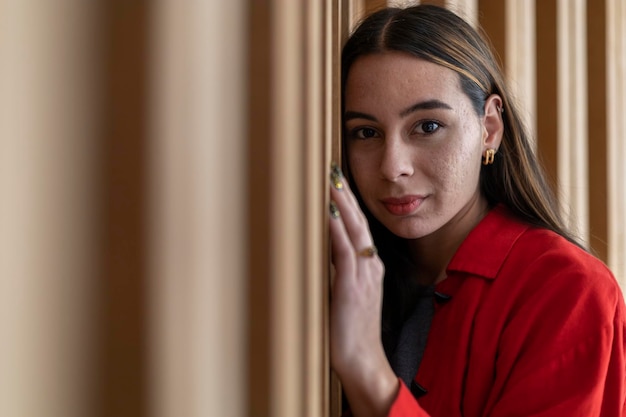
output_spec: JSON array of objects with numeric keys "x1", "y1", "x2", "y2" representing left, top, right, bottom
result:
[{"x1": 444, "y1": 205, "x2": 529, "y2": 282}]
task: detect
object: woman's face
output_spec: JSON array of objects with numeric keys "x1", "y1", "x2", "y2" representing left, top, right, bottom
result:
[{"x1": 344, "y1": 52, "x2": 495, "y2": 240}]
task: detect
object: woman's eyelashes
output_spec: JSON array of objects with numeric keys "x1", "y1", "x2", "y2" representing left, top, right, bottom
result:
[
  {"x1": 349, "y1": 126, "x2": 381, "y2": 140},
  {"x1": 412, "y1": 120, "x2": 444, "y2": 135},
  {"x1": 347, "y1": 120, "x2": 444, "y2": 140}
]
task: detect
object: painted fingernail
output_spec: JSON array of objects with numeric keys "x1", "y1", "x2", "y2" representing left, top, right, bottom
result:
[
  {"x1": 329, "y1": 200, "x2": 340, "y2": 218},
  {"x1": 330, "y1": 162, "x2": 344, "y2": 190}
]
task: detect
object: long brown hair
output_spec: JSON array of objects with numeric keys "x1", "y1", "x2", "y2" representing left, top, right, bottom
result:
[{"x1": 341, "y1": 4, "x2": 580, "y2": 354}]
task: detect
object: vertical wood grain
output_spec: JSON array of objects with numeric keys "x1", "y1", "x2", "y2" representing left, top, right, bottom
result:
[{"x1": 606, "y1": 0, "x2": 626, "y2": 285}]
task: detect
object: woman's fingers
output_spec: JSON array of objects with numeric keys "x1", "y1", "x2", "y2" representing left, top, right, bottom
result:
[
  {"x1": 329, "y1": 163, "x2": 375, "y2": 256},
  {"x1": 328, "y1": 162, "x2": 387, "y2": 378},
  {"x1": 329, "y1": 197, "x2": 357, "y2": 280}
]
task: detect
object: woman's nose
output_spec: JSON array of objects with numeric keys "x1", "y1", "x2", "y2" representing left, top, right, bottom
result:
[{"x1": 379, "y1": 137, "x2": 414, "y2": 181}]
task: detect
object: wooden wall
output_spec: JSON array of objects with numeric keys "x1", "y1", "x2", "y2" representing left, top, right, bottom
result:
[{"x1": 0, "y1": 1, "x2": 623, "y2": 417}]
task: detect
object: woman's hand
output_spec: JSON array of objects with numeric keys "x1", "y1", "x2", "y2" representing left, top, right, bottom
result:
[{"x1": 328, "y1": 163, "x2": 399, "y2": 417}]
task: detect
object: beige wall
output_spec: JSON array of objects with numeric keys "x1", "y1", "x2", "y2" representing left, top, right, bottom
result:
[{"x1": 0, "y1": 1, "x2": 624, "y2": 417}]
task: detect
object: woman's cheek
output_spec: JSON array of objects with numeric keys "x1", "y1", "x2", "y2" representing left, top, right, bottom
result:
[
  {"x1": 435, "y1": 145, "x2": 479, "y2": 194},
  {"x1": 349, "y1": 152, "x2": 377, "y2": 185}
]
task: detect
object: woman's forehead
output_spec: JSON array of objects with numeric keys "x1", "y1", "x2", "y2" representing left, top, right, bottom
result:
[{"x1": 345, "y1": 52, "x2": 464, "y2": 109}]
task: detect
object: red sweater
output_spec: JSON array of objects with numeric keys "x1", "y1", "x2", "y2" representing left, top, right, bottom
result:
[{"x1": 386, "y1": 206, "x2": 626, "y2": 416}]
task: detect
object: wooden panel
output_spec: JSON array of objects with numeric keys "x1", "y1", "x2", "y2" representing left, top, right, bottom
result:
[
  {"x1": 269, "y1": 0, "x2": 306, "y2": 412},
  {"x1": 535, "y1": 0, "x2": 559, "y2": 193},
  {"x1": 147, "y1": 1, "x2": 248, "y2": 417},
  {"x1": 0, "y1": 3, "x2": 100, "y2": 416},
  {"x1": 97, "y1": 3, "x2": 150, "y2": 416},
  {"x1": 247, "y1": 0, "x2": 341, "y2": 416},
  {"x1": 447, "y1": 0, "x2": 478, "y2": 26},
  {"x1": 587, "y1": 0, "x2": 609, "y2": 262},
  {"x1": 478, "y1": 0, "x2": 506, "y2": 68},
  {"x1": 385, "y1": 0, "x2": 418, "y2": 8},
  {"x1": 304, "y1": 1, "x2": 326, "y2": 416},
  {"x1": 478, "y1": 1, "x2": 536, "y2": 142},
  {"x1": 365, "y1": 0, "x2": 388, "y2": 14},
  {"x1": 505, "y1": 0, "x2": 537, "y2": 141},
  {"x1": 607, "y1": 0, "x2": 626, "y2": 285},
  {"x1": 247, "y1": 0, "x2": 273, "y2": 414},
  {"x1": 328, "y1": 1, "x2": 345, "y2": 414},
  {"x1": 328, "y1": 1, "x2": 365, "y2": 414},
  {"x1": 419, "y1": 0, "x2": 448, "y2": 8},
  {"x1": 419, "y1": 0, "x2": 447, "y2": 7},
  {"x1": 146, "y1": 5, "x2": 195, "y2": 413},
  {"x1": 556, "y1": 0, "x2": 589, "y2": 242}
]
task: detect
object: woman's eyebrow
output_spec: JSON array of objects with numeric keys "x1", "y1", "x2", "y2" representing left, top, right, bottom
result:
[
  {"x1": 344, "y1": 99, "x2": 453, "y2": 122},
  {"x1": 344, "y1": 111, "x2": 377, "y2": 122},
  {"x1": 399, "y1": 99, "x2": 453, "y2": 117}
]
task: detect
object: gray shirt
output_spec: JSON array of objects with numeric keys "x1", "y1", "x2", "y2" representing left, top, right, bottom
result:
[{"x1": 390, "y1": 286, "x2": 435, "y2": 387}]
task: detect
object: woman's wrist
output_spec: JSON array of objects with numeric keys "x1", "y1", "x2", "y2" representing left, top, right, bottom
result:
[{"x1": 338, "y1": 350, "x2": 400, "y2": 417}]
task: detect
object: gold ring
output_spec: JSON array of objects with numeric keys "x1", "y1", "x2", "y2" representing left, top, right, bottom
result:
[{"x1": 356, "y1": 245, "x2": 377, "y2": 258}]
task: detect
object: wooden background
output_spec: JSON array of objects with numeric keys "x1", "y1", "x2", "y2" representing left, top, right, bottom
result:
[{"x1": 0, "y1": 0, "x2": 624, "y2": 416}]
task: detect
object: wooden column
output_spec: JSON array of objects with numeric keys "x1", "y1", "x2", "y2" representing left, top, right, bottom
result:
[
  {"x1": 535, "y1": 0, "x2": 560, "y2": 206},
  {"x1": 479, "y1": 0, "x2": 506, "y2": 68},
  {"x1": 147, "y1": 1, "x2": 248, "y2": 417},
  {"x1": 480, "y1": 0, "x2": 536, "y2": 139},
  {"x1": 505, "y1": 0, "x2": 537, "y2": 140},
  {"x1": 606, "y1": 0, "x2": 626, "y2": 285},
  {"x1": 447, "y1": 0, "x2": 478, "y2": 26},
  {"x1": 0, "y1": 2, "x2": 100, "y2": 416},
  {"x1": 535, "y1": 0, "x2": 590, "y2": 244},
  {"x1": 556, "y1": 0, "x2": 589, "y2": 242},
  {"x1": 587, "y1": 0, "x2": 609, "y2": 263},
  {"x1": 364, "y1": 0, "x2": 388, "y2": 14},
  {"x1": 247, "y1": 0, "x2": 341, "y2": 416},
  {"x1": 418, "y1": 0, "x2": 448, "y2": 9},
  {"x1": 97, "y1": 4, "x2": 150, "y2": 416},
  {"x1": 247, "y1": 0, "x2": 274, "y2": 414},
  {"x1": 304, "y1": 0, "x2": 329, "y2": 415}
]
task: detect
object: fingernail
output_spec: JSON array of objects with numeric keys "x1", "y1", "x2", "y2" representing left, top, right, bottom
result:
[
  {"x1": 329, "y1": 200, "x2": 340, "y2": 218},
  {"x1": 330, "y1": 162, "x2": 344, "y2": 190}
]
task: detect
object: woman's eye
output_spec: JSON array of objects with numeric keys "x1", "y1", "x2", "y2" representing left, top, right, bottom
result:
[
  {"x1": 418, "y1": 121, "x2": 441, "y2": 134},
  {"x1": 353, "y1": 127, "x2": 379, "y2": 139}
]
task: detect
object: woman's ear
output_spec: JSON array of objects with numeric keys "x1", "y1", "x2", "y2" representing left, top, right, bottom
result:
[{"x1": 482, "y1": 94, "x2": 504, "y2": 152}]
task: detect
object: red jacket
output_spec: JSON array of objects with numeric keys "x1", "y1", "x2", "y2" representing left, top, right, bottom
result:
[{"x1": 387, "y1": 206, "x2": 626, "y2": 416}]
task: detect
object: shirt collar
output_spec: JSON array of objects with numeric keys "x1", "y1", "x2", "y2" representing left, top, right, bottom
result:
[{"x1": 446, "y1": 205, "x2": 529, "y2": 280}]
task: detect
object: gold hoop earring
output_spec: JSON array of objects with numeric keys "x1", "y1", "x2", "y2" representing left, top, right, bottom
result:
[{"x1": 483, "y1": 149, "x2": 495, "y2": 165}]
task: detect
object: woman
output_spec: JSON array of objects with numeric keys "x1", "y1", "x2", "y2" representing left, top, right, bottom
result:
[{"x1": 328, "y1": 5, "x2": 626, "y2": 417}]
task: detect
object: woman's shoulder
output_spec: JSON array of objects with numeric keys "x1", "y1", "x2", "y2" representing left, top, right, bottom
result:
[
  {"x1": 450, "y1": 205, "x2": 623, "y2": 306},
  {"x1": 489, "y1": 206, "x2": 612, "y2": 276},
  {"x1": 515, "y1": 224, "x2": 612, "y2": 279},
  {"x1": 454, "y1": 206, "x2": 609, "y2": 280},
  {"x1": 500, "y1": 221, "x2": 623, "y2": 311},
  {"x1": 468, "y1": 205, "x2": 622, "y2": 303}
]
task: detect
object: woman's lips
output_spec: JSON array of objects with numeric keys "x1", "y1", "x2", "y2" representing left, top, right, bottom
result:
[{"x1": 381, "y1": 195, "x2": 425, "y2": 216}]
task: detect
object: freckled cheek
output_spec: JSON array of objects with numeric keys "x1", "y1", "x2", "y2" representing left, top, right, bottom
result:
[{"x1": 431, "y1": 142, "x2": 481, "y2": 193}]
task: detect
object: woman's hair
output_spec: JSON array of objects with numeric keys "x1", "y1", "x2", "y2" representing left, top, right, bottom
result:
[{"x1": 340, "y1": 5, "x2": 579, "y2": 354}]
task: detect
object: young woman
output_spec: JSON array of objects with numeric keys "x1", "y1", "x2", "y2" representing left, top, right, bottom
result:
[{"x1": 328, "y1": 5, "x2": 626, "y2": 417}]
